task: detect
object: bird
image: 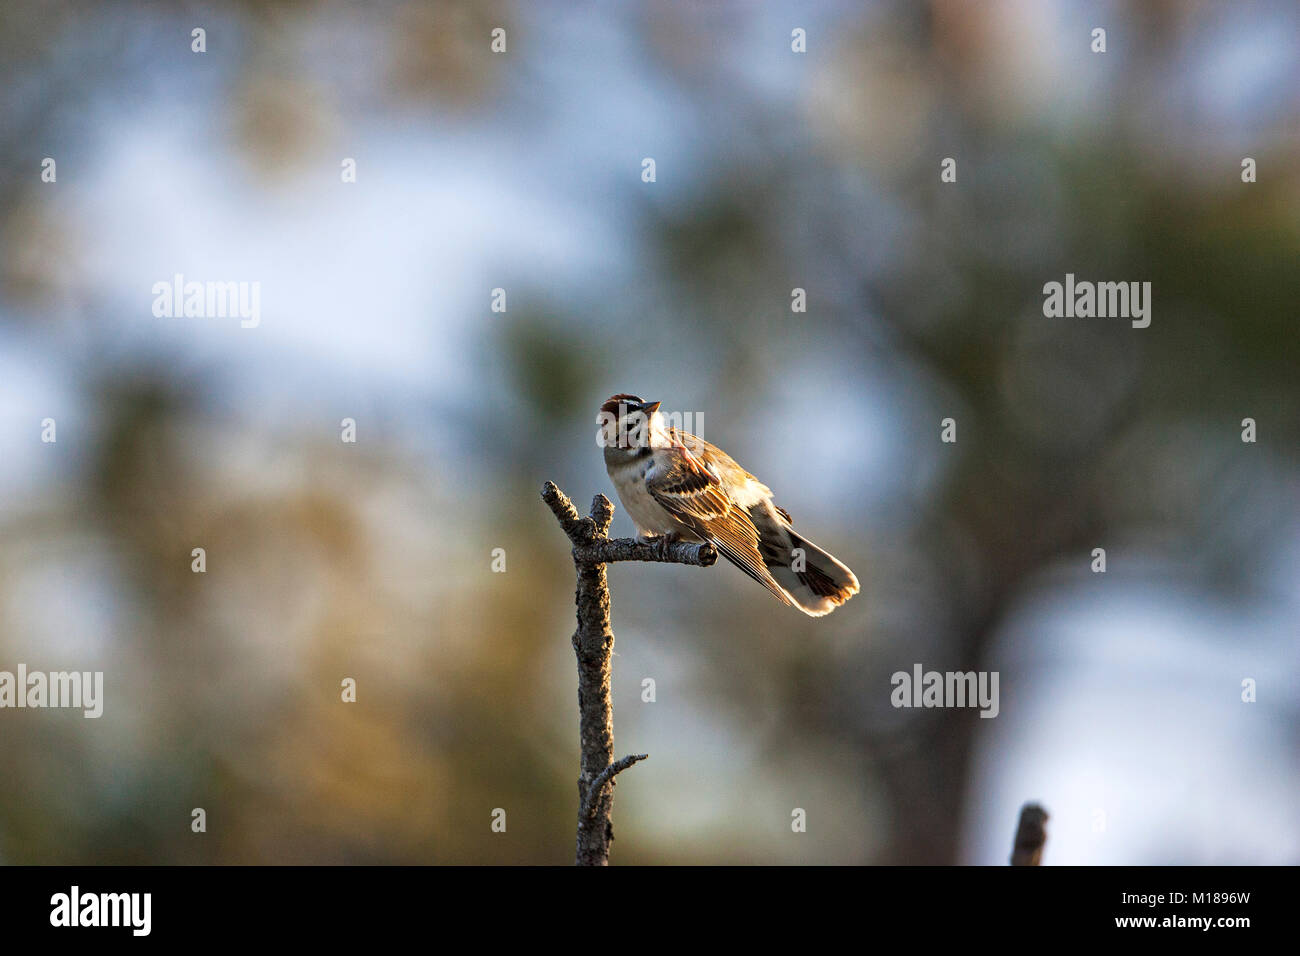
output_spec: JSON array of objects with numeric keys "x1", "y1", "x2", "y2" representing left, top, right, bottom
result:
[{"x1": 598, "y1": 394, "x2": 859, "y2": 616}]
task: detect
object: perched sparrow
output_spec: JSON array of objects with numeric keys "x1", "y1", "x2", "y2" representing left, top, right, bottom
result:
[{"x1": 599, "y1": 394, "x2": 859, "y2": 616}]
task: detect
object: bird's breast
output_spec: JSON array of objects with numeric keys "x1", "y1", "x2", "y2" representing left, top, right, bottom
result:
[{"x1": 606, "y1": 456, "x2": 684, "y2": 536}]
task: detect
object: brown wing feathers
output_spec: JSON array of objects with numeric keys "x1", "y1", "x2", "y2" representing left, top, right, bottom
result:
[{"x1": 646, "y1": 453, "x2": 792, "y2": 606}]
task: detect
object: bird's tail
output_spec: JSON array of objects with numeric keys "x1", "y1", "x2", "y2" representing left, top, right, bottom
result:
[{"x1": 749, "y1": 501, "x2": 860, "y2": 617}]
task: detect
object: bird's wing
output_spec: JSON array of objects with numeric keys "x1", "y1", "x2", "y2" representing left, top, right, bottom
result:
[
  {"x1": 646, "y1": 443, "x2": 791, "y2": 605},
  {"x1": 671, "y1": 429, "x2": 774, "y2": 492}
]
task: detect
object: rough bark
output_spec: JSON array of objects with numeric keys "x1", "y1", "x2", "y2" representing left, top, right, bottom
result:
[{"x1": 541, "y1": 480, "x2": 716, "y2": 865}]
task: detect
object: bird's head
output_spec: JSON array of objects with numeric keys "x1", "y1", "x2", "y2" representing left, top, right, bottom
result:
[{"x1": 598, "y1": 394, "x2": 663, "y2": 449}]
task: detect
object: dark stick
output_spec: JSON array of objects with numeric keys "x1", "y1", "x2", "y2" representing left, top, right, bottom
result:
[
  {"x1": 542, "y1": 480, "x2": 716, "y2": 865},
  {"x1": 1010, "y1": 803, "x2": 1049, "y2": 865}
]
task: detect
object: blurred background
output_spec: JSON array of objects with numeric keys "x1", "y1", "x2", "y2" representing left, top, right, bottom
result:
[{"x1": 0, "y1": 0, "x2": 1297, "y2": 864}]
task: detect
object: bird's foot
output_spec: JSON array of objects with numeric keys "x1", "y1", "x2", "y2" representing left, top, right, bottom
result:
[{"x1": 657, "y1": 531, "x2": 681, "y2": 560}]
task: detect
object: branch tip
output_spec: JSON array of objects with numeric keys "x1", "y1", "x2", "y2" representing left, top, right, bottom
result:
[
  {"x1": 542, "y1": 480, "x2": 588, "y2": 543},
  {"x1": 581, "y1": 753, "x2": 649, "y2": 819},
  {"x1": 1011, "y1": 802, "x2": 1049, "y2": 866},
  {"x1": 591, "y1": 494, "x2": 614, "y2": 536}
]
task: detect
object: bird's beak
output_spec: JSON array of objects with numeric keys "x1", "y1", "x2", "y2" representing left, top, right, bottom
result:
[{"x1": 642, "y1": 401, "x2": 662, "y2": 415}]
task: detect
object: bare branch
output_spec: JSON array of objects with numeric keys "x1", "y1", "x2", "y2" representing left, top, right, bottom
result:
[
  {"x1": 573, "y1": 537, "x2": 716, "y2": 567},
  {"x1": 541, "y1": 480, "x2": 595, "y2": 544},
  {"x1": 1011, "y1": 803, "x2": 1049, "y2": 865},
  {"x1": 542, "y1": 480, "x2": 715, "y2": 865},
  {"x1": 590, "y1": 493, "x2": 614, "y2": 537},
  {"x1": 579, "y1": 753, "x2": 649, "y2": 820}
]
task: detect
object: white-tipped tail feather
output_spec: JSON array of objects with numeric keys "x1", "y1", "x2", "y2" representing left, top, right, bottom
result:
[{"x1": 748, "y1": 500, "x2": 860, "y2": 616}]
